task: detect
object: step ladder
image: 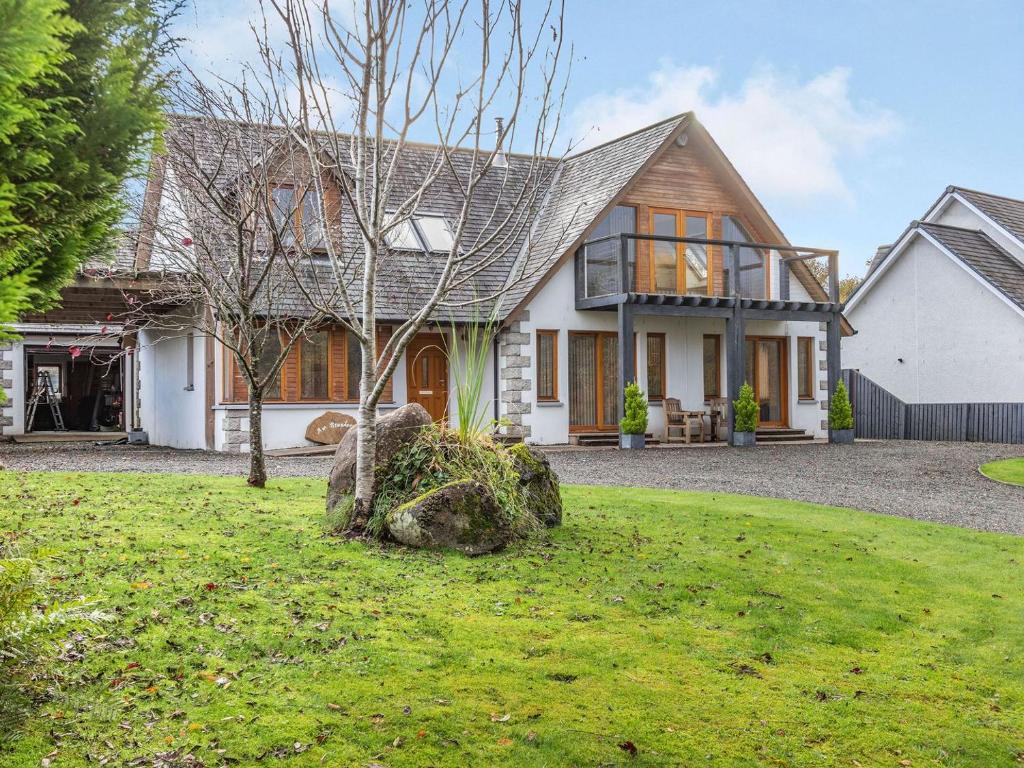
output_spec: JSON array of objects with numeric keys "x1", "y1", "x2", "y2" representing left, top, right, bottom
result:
[{"x1": 26, "y1": 369, "x2": 66, "y2": 432}]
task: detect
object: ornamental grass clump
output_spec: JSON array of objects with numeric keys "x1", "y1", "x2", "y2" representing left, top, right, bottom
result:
[
  {"x1": 619, "y1": 382, "x2": 648, "y2": 435},
  {"x1": 445, "y1": 308, "x2": 500, "y2": 442},
  {"x1": 733, "y1": 382, "x2": 759, "y2": 433},
  {"x1": 366, "y1": 425, "x2": 539, "y2": 541},
  {"x1": 829, "y1": 380, "x2": 854, "y2": 430}
]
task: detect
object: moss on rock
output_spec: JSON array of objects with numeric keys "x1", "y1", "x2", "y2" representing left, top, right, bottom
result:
[
  {"x1": 509, "y1": 443, "x2": 562, "y2": 528},
  {"x1": 386, "y1": 479, "x2": 511, "y2": 555}
]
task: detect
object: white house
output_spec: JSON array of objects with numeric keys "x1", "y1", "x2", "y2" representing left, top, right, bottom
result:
[
  {"x1": 3, "y1": 113, "x2": 850, "y2": 450},
  {"x1": 843, "y1": 186, "x2": 1024, "y2": 403}
]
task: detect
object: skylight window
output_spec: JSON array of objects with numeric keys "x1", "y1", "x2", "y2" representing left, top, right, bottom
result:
[
  {"x1": 384, "y1": 213, "x2": 455, "y2": 252},
  {"x1": 385, "y1": 217, "x2": 422, "y2": 250},
  {"x1": 415, "y1": 215, "x2": 454, "y2": 252}
]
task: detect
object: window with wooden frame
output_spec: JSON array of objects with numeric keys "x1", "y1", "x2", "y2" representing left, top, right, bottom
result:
[
  {"x1": 648, "y1": 208, "x2": 713, "y2": 296},
  {"x1": 646, "y1": 333, "x2": 666, "y2": 401},
  {"x1": 722, "y1": 215, "x2": 768, "y2": 299},
  {"x1": 270, "y1": 183, "x2": 326, "y2": 250},
  {"x1": 298, "y1": 328, "x2": 331, "y2": 400},
  {"x1": 222, "y1": 324, "x2": 394, "y2": 405},
  {"x1": 797, "y1": 336, "x2": 815, "y2": 400},
  {"x1": 536, "y1": 330, "x2": 558, "y2": 401},
  {"x1": 702, "y1": 334, "x2": 721, "y2": 401}
]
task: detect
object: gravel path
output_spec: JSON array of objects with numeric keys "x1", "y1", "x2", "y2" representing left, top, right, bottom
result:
[{"x1": 1, "y1": 439, "x2": 1021, "y2": 534}]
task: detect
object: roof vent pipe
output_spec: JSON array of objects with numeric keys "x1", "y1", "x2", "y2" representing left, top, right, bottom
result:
[{"x1": 493, "y1": 117, "x2": 508, "y2": 169}]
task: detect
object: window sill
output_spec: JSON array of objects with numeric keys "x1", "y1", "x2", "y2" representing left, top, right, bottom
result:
[
  {"x1": 797, "y1": 398, "x2": 818, "y2": 404},
  {"x1": 214, "y1": 401, "x2": 396, "y2": 411},
  {"x1": 536, "y1": 400, "x2": 563, "y2": 408},
  {"x1": 649, "y1": 399, "x2": 664, "y2": 406}
]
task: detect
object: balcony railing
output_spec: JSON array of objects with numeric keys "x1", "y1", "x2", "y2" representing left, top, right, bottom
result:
[{"x1": 578, "y1": 232, "x2": 840, "y2": 304}]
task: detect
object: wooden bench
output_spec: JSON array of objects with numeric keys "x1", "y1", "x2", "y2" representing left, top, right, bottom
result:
[{"x1": 664, "y1": 398, "x2": 706, "y2": 443}]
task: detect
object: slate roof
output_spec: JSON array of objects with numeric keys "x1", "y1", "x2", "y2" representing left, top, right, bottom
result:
[
  {"x1": 82, "y1": 229, "x2": 139, "y2": 273},
  {"x1": 920, "y1": 221, "x2": 1024, "y2": 312},
  {"x1": 156, "y1": 114, "x2": 561, "y2": 321},
  {"x1": 501, "y1": 114, "x2": 688, "y2": 309},
  {"x1": 148, "y1": 111, "x2": 831, "y2": 323},
  {"x1": 953, "y1": 187, "x2": 1024, "y2": 244}
]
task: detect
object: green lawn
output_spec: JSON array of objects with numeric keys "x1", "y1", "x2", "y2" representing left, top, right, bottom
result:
[
  {"x1": 1, "y1": 472, "x2": 1023, "y2": 767},
  {"x1": 981, "y1": 457, "x2": 1024, "y2": 487}
]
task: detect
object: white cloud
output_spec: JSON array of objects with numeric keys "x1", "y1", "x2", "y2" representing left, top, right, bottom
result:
[
  {"x1": 570, "y1": 63, "x2": 900, "y2": 202},
  {"x1": 175, "y1": 0, "x2": 357, "y2": 82}
]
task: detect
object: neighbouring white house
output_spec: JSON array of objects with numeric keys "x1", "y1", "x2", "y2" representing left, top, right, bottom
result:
[
  {"x1": 843, "y1": 186, "x2": 1024, "y2": 403},
  {"x1": 2, "y1": 113, "x2": 851, "y2": 450}
]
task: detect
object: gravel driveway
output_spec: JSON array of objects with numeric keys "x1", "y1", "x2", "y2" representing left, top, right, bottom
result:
[{"x1": 1, "y1": 439, "x2": 1021, "y2": 534}]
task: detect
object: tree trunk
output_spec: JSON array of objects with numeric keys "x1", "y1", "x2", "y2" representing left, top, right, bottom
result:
[
  {"x1": 348, "y1": 339, "x2": 380, "y2": 532},
  {"x1": 349, "y1": 374, "x2": 377, "y2": 533},
  {"x1": 247, "y1": 391, "x2": 267, "y2": 488}
]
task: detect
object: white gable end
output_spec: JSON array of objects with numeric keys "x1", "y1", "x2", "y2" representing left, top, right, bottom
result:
[
  {"x1": 926, "y1": 194, "x2": 1024, "y2": 265},
  {"x1": 844, "y1": 233, "x2": 1024, "y2": 402}
]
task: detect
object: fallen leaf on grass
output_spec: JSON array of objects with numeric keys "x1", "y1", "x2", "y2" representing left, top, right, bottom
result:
[
  {"x1": 490, "y1": 713, "x2": 510, "y2": 722},
  {"x1": 618, "y1": 740, "x2": 638, "y2": 756}
]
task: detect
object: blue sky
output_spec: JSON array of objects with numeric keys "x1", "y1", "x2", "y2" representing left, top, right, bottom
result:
[{"x1": 176, "y1": 0, "x2": 1024, "y2": 277}]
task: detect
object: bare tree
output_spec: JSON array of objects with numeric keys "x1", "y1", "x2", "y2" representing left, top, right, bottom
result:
[
  {"x1": 234, "y1": 0, "x2": 570, "y2": 531},
  {"x1": 120, "y1": 75, "x2": 339, "y2": 487}
]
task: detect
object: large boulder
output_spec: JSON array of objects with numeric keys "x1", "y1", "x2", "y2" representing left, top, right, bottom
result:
[
  {"x1": 385, "y1": 480, "x2": 512, "y2": 555},
  {"x1": 509, "y1": 443, "x2": 562, "y2": 527},
  {"x1": 305, "y1": 411, "x2": 355, "y2": 445},
  {"x1": 326, "y1": 403, "x2": 432, "y2": 514}
]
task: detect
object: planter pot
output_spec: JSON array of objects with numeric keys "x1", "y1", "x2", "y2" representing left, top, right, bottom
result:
[
  {"x1": 619, "y1": 433, "x2": 646, "y2": 450},
  {"x1": 831, "y1": 428, "x2": 855, "y2": 445},
  {"x1": 731, "y1": 430, "x2": 756, "y2": 448},
  {"x1": 127, "y1": 430, "x2": 149, "y2": 445}
]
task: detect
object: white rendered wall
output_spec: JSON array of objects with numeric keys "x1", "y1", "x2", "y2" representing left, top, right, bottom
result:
[
  {"x1": 843, "y1": 234, "x2": 1024, "y2": 403},
  {"x1": 516, "y1": 259, "x2": 827, "y2": 444},
  {"x1": 207, "y1": 330, "x2": 495, "y2": 452},
  {"x1": 139, "y1": 328, "x2": 208, "y2": 449}
]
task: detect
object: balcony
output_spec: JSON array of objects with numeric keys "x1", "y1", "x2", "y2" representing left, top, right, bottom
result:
[
  {"x1": 572, "y1": 230, "x2": 848, "y2": 445},
  {"x1": 575, "y1": 232, "x2": 842, "y2": 315}
]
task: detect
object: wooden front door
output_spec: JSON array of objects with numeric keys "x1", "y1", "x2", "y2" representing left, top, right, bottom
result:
[
  {"x1": 406, "y1": 334, "x2": 448, "y2": 422},
  {"x1": 568, "y1": 332, "x2": 619, "y2": 432},
  {"x1": 744, "y1": 336, "x2": 788, "y2": 427}
]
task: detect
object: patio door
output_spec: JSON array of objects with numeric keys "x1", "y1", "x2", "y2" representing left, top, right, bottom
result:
[
  {"x1": 744, "y1": 337, "x2": 788, "y2": 427},
  {"x1": 568, "y1": 332, "x2": 619, "y2": 431}
]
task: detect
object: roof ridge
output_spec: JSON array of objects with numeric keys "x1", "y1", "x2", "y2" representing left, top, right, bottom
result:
[
  {"x1": 950, "y1": 185, "x2": 1024, "y2": 206},
  {"x1": 162, "y1": 111, "x2": 560, "y2": 162},
  {"x1": 563, "y1": 112, "x2": 691, "y2": 160}
]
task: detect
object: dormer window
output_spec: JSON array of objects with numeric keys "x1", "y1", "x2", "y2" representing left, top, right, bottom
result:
[
  {"x1": 270, "y1": 184, "x2": 326, "y2": 251},
  {"x1": 385, "y1": 213, "x2": 455, "y2": 252}
]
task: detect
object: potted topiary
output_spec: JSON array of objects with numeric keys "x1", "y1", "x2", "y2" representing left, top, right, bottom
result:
[
  {"x1": 829, "y1": 380, "x2": 855, "y2": 444},
  {"x1": 732, "y1": 382, "x2": 758, "y2": 447},
  {"x1": 619, "y1": 381, "x2": 648, "y2": 449}
]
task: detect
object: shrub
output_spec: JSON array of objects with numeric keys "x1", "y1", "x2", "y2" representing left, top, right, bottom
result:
[
  {"x1": 1, "y1": 549, "x2": 103, "y2": 741},
  {"x1": 733, "y1": 382, "x2": 759, "y2": 433},
  {"x1": 619, "y1": 382, "x2": 648, "y2": 435},
  {"x1": 829, "y1": 380, "x2": 854, "y2": 430},
  {"x1": 367, "y1": 424, "x2": 539, "y2": 540}
]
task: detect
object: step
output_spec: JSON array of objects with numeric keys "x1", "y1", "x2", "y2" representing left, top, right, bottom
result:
[
  {"x1": 755, "y1": 428, "x2": 814, "y2": 443},
  {"x1": 571, "y1": 432, "x2": 656, "y2": 447}
]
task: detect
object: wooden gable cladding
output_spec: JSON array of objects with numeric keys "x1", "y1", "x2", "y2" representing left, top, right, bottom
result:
[
  {"x1": 222, "y1": 323, "x2": 394, "y2": 405},
  {"x1": 620, "y1": 141, "x2": 771, "y2": 296}
]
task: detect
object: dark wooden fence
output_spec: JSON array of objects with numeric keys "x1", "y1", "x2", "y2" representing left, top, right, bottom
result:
[{"x1": 843, "y1": 369, "x2": 1024, "y2": 444}]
